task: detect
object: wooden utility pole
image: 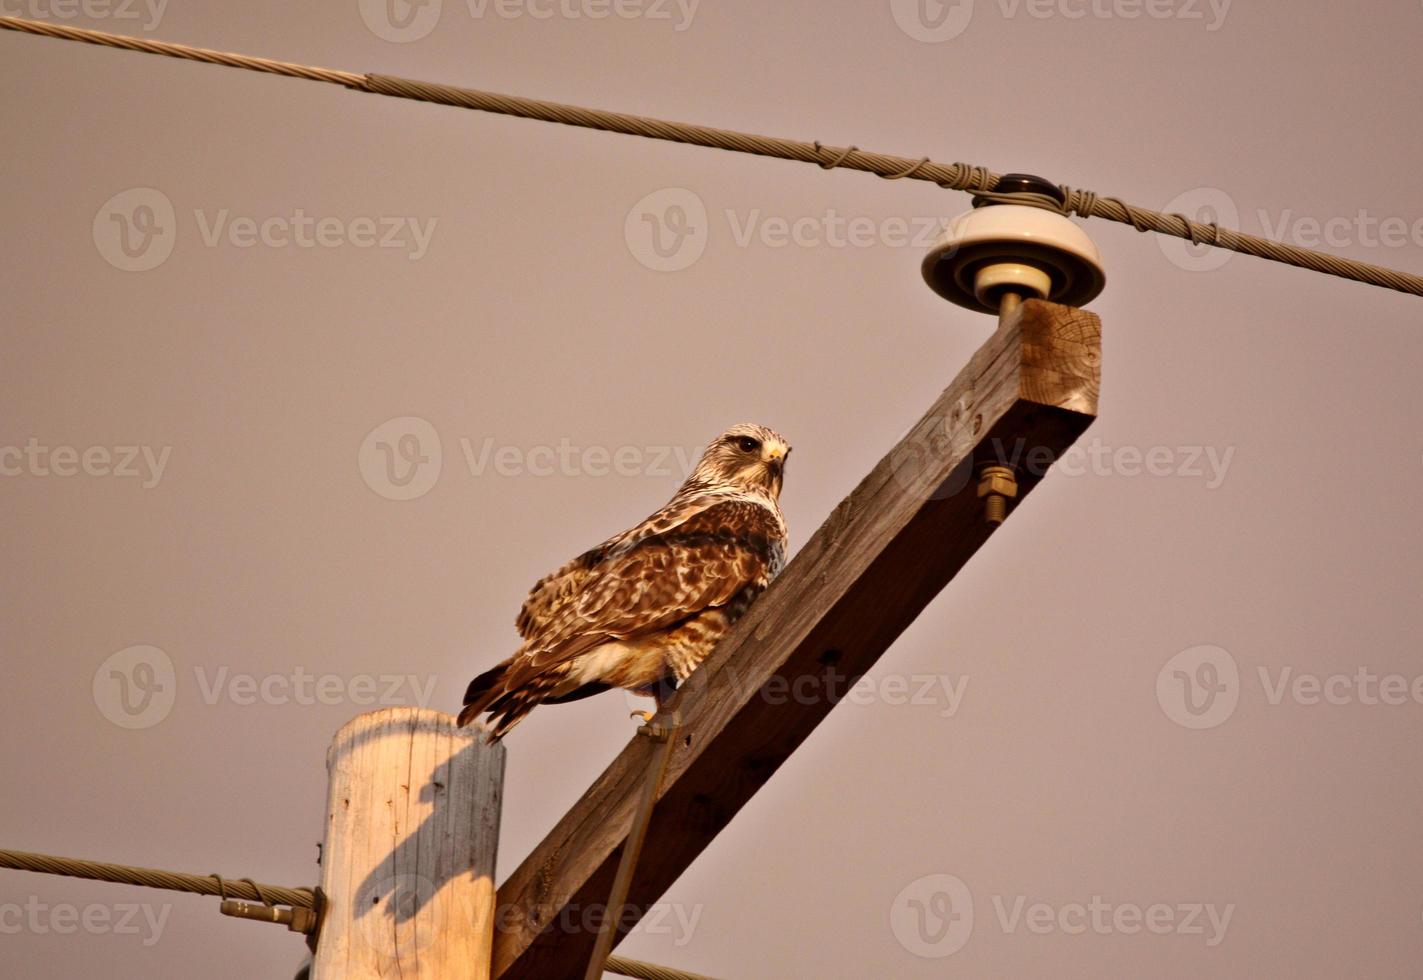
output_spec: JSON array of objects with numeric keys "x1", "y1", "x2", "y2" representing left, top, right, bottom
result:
[
  {"x1": 312, "y1": 707, "x2": 506, "y2": 980},
  {"x1": 492, "y1": 299, "x2": 1102, "y2": 978}
]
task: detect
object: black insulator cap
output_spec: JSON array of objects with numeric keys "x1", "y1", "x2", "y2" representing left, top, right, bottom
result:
[{"x1": 972, "y1": 173, "x2": 1066, "y2": 208}]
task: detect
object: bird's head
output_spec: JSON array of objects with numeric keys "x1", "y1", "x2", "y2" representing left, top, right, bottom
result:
[{"x1": 689, "y1": 422, "x2": 791, "y2": 499}]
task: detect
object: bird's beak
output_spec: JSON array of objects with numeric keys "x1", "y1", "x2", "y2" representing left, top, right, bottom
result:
[{"x1": 764, "y1": 446, "x2": 788, "y2": 480}]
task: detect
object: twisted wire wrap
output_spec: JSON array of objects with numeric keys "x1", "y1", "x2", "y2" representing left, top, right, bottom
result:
[
  {"x1": 4, "y1": 14, "x2": 1417, "y2": 297},
  {"x1": 1, "y1": 848, "x2": 712, "y2": 979},
  {"x1": 603, "y1": 953, "x2": 720, "y2": 980},
  {"x1": 0, "y1": 848, "x2": 314, "y2": 909}
]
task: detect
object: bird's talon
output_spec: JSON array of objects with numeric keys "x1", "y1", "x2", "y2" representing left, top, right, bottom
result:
[{"x1": 629, "y1": 709, "x2": 654, "y2": 724}]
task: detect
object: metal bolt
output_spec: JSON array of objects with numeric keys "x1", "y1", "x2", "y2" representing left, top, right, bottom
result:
[
  {"x1": 977, "y1": 464, "x2": 1018, "y2": 525},
  {"x1": 219, "y1": 900, "x2": 318, "y2": 934}
]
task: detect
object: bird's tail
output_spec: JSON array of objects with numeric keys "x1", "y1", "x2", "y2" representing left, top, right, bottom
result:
[
  {"x1": 457, "y1": 658, "x2": 510, "y2": 729},
  {"x1": 458, "y1": 657, "x2": 550, "y2": 742}
]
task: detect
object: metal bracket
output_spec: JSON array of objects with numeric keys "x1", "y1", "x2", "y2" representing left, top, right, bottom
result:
[{"x1": 219, "y1": 899, "x2": 317, "y2": 935}]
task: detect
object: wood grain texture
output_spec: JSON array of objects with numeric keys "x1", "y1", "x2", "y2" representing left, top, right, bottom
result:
[
  {"x1": 314, "y1": 708, "x2": 506, "y2": 980},
  {"x1": 493, "y1": 300, "x2": 1102, "y2": 978}
]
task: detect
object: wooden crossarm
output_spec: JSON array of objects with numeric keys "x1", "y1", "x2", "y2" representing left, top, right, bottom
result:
[{"x1": 493, "y1": 299, "x2": 1102, "y2": 978}]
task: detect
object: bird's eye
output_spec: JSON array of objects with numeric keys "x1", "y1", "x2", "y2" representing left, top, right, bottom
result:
[{"x1": 736, "y1": 436, "x2": 761, "y2": 453}]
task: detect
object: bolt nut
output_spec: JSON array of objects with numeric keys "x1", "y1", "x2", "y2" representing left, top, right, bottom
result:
[{"x1": 976, "y1": 465, "x2": 1018, "y2": 499}]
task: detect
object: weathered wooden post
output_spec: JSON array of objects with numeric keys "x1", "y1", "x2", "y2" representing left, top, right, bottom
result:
[{"x1": 312, "y1": 707, "x2": 505, "y2": 980}]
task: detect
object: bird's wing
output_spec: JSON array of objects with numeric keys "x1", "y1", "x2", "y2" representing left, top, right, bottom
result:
[
  {"x1": 514, "y1": 547, "x2": 602, "y2": 642},
  {"x1": 507, "y1": 497, "x2": 782, "y2": 680},
  {"x1": 514, "y1": 492, "x2": 729, "y2": 641}
]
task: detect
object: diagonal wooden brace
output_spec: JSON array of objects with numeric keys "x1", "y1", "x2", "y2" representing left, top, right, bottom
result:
[{"x1": 493, "y1": 300, "x2": 1101, "y2": 978}]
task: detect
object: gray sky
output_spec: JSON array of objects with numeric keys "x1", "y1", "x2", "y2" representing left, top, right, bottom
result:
[{"x1": 4, "y1": 1, "x2": 1423, "y2": 977}]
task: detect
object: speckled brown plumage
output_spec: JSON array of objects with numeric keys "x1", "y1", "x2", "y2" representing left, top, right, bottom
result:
[{"x1": 459, "y1": 423, "x2": 790, "y2": 740}]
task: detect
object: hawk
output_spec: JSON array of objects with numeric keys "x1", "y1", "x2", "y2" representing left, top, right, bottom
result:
[{"x1": 458, "y1": 423, "x2": 790, "y2": 740}]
